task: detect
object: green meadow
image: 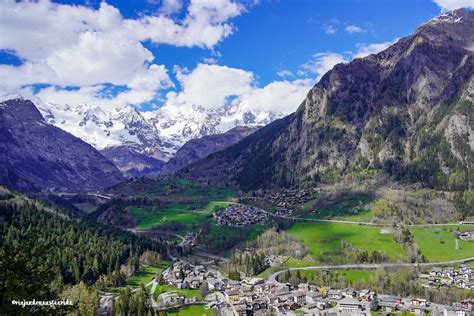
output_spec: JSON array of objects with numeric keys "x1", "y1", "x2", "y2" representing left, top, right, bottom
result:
[
  {"x1": 166, "y1": 304, "x2": 211, "y2": 316},
  {"x1": 286, "y1": 222, "x2": 406, "y2": 262},
  {"x1": 409, "y1": 226, "x2": 474, "y2": 262},
  {"x1": 153, "y1": 284, "x2": 201, "y2": 300},
  {"x1": 130, "y1": 201, "x2": 233, "y2": 230}
]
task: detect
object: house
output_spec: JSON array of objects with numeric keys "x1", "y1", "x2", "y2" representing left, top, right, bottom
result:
[
  {"x1": 359, "y1": 289, "x2": 376, "y2": 302},
  {"x1": 410, "y1": 298, "x2": 429, "y2": 307},
  {"x1": 430, "y1": 267, "x2": 442, "y2": 277},
  {"x1": 338, "y1": 297, "x2": 367, "y2": 314},
  {"x1": 379, "y1": 296, "x2": 402, "y2": 313},
  {"x1": 233, "y1": 302, "x2": 248, "y2": 316},
  {"x1": 240, "y1": 291, "x2": 255, "y2": 303},
  {"x1": 409, "y1": 304, "x2": 428, "y2": 316},
  {"x1": 207, "y1": 279, "x2": 224, "y2": 291},
  {"x1": 250, "y1": 298, "x2": 268, "y2": 311},
  {"x1": 291, "y1": 291, "x2": 306, "y2": 305},
  {"x1": 343, "y1": 288, "x2": 359, "y2": 298},
  {"x1": 459, "y1": 299, "x2": 473, "y2": 311},
  {"x1": 327, "y1": 289, "x2": 343, "y2": 301},
  {"x1": 157, "y1": 292, "x2": 185, "y2": 307},
  {"x1": 225, "y1": 289, "x2": 241, "y2": 303},
  {"x1": 306, "y1": 292, "x2": 324, "y2": 304}
]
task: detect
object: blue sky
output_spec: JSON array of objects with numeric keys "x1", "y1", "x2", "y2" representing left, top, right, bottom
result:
[{"x1": 0, "y1": 0, "x2": 471, "y2": 112}]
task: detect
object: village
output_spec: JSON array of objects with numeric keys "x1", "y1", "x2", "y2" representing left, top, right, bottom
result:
[
  {"x1": 157, "y1": 260, "x2": 474, "y2": 315},
  {"x1": 213, "y1": 204, "x2": 271, "y2": 226},
  {"x1": 419, "y1": 264, "x2": 474, "y2": 290}
]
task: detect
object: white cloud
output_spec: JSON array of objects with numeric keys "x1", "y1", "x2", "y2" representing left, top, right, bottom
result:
[
  {"x1": 160, "y1": 0, "x2": 183, "y2": 14},
  {"x1": 168, "y1": 63, "x2": 254, "y2": 109},
  {"x1": 235, "y1": 79, "x2": 313, "y2": 113},
  {"x1": 162, "y1": 63, "x2": 312, "y2": 114},
  {"x1": 277, "y1": 70, "x2": 294, "y2": 78},
  {"x1": 353, "y1": 40, "x2": 398, "y2": 58},
  {"x1": 323, "y1": 25, "x2": 337, "y2": 34},
  {"x1": 300, "y1": 52, "x2": 348, "y2": 81},
  {"x1": 432, "y1": 0, "x2": 474, "y2": 11},
  {"x1": 297, "y1": 38, "x2": 399, "y2": 81},
  {"x1": 0, "y1": 0, "x2": 245, "y2": 107},
  {"x1": 345, "y1": 24, "x2": 366, "y2": 33}
]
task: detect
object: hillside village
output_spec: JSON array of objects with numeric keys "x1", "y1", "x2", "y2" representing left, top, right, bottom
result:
[
  {"x1": 156, "y1": 260, "x2": 474, "y2": 315},
  {"x1": 214, "y1": 204, "x2": 271, "y2": 226}
]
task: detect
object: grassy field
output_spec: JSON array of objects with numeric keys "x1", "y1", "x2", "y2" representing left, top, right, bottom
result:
[
  {"x1": 104, "y1": 262, "x2": 170, "y2": 294},
  {"x1": 286, "y1": 222, "x2": 406, "y2": 262},
  {"x1": 130, "y1": 201, "x2": 233, "y2": 230},
  {"x1": 125, "y1": 265, "x2": 161, "y2": 287},
  {"x1": 409, "y1": 226, "x2": 474, "y2": 262},
  {"x1": 154, "y1": 284, "x2": 202, "y2": 300},
  {"x1": 166, "y1": 304, "x2": 211, "y2": 316}
]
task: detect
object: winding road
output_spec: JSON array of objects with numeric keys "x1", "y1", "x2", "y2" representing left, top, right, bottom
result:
[{"x1": 268, "y1": 257, "x2": 474, "y2": 284}]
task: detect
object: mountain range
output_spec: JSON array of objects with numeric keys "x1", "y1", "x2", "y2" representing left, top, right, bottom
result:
[
  {"x1": 179, "y1": 9, "x2": 474, "y2": 192},
  {"x1": 35, "y1": 99, "x2": 281, "y2": 177},
  {"x1": 0, "y1": 98, "x2": 123, "y2": 192}
]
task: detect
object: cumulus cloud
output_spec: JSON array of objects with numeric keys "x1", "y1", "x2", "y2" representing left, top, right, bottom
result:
[
  {"x1": 168, "y1": 64, "x2": 254, "y2": 109},
  {"x1": 0, "y1": 0, "x2": 244, "y2": 107},
  {"x1": 160, "y1": 0, "x2": 183, "y2": 14},
  {"x1": 162, "y1": 63, "x2": 312, "y2": 114},
  {"x1": 323, "y1": 25, "x2": 337, "y2": 34},
  {"x1": 298, "y1": 38, "x2": 399, "y2": 81},
  {"x1": 345, "y1": 24, "x2": 367, "y2": 33},
  {"x1": 277, "y1": 70, "x2": 294, "y2": 78},
  {"x1": 432, "y1": 0, "x2": 474, "y2": 11},
  {"x1": 235, "y1": 79, "x2": 313, "y2": 113},
  {"x1": 299, "y1": 52, "x2": 348, "y2": 81}
]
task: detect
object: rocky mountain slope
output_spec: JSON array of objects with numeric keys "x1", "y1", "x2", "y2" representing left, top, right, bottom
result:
[
  {"x1": 0, "y1": 98, "x2": 123, "y2": 192},
  {"x1": 180, "y1": 9, "x2": 474, "y2": 192},
  {"x1": 160, "y1": 126, "x2": 258, "y2": 175},
  {"x1": 100, "y1": 146, "x2": 165, "y2": 178}
]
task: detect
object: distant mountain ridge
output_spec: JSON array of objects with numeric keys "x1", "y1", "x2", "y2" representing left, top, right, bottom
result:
[
  {"x1": 0, "y1": 98, "x2": 124, "y2": 192},
  {"x1": 160, "y1": 125, "x2": 259, "y2": 176},
  {"x1": 180, "y1": 9, "x2": 474, "y2": 192}
]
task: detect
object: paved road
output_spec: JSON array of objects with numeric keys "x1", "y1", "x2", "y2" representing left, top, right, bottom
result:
[
  {"x1": 268, "y1": 257, "x2": 474, "y2": 284},
  {"x1": 149, "y1": 280, "x2": 159, "y2": 309},
  {"x1": 259, "y1": 208, "x2": 473, "y2": 228}
]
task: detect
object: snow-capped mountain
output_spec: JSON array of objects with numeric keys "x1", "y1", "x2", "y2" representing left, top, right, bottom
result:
[{"x1": 32, "y1": 98, "x2": 282, "y2": 177}]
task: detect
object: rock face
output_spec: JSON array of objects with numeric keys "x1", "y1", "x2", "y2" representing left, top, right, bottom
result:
[
  {"x1": 100, "y1": 146, "x2": 165, "y2": 178},
  {"x1": 0, "y1": 98, "x2": 124, "y2": 192},
  {"x1": 180, "y1": 9, "x2": 474, "y2": 192},
  {"x1": 160, "y1": 126, "x2": 258, "y2": 176}
]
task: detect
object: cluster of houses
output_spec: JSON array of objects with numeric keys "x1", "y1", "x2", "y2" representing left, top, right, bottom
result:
[
  {"x1": 158, "y1": 261, "x2": 474, "y2": 315},
  {"x1": 454, "y1": 230, "x2": 474, "y2": 241},
  {"x1": 266, "y1": 189, "x2": 312, "y2": 207},
  {"x1": 419, "y1": 264, "x2": 473, "y2": 290},
  {"x1": 161, "y1": 260, "x2": 215, "y2": 290},
  {"x1": 376, "y1": 296, "x2": 473, "y2": 316},
  {"x1": 213, "y1": 204, "x2": 270, "y2": 226}
]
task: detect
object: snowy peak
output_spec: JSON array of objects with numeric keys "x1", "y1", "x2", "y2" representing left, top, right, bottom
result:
[{"x1": 32, "y1": 98, "x2": 282, "y2": 162}]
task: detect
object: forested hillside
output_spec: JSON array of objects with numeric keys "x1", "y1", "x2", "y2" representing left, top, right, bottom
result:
[{"x1": 0, "y1": 187, "x2": 168, "y2": 314}]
